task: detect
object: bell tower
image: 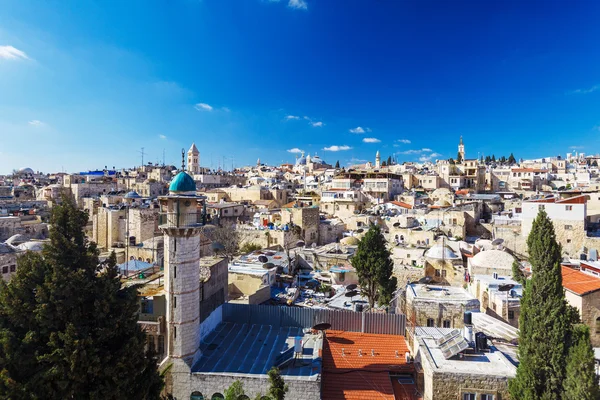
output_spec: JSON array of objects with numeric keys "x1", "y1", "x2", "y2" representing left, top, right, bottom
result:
[
  {"x1": 159, "y1": 170, "x2": 204, "y2": 366},
  {"x1": 458, "y1": 136, "x2": 465, "y2": 162},
  {"x1": 187, "y1": 143, "x2": 200, "y2": 174}
]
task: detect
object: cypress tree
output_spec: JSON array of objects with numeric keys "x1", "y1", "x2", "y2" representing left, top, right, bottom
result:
[
  {"x1": 267, "y1": 366, "x2": 288, "y2": 400},
  {"x1": 0, "y1": 194, "x2": 162, "y2": 399},
  {"x1": 386, "y1": 155, "x2": 392, "y2": 166},
  {"x1": 456, "y1": 152, "x2": 463, "y2": 163},
  {"x1": 509, "y1": 209, "x2": 570, "y2": 400},
  {"x1": 351, "y1": 225, "x2": 397, "y2": 309},
  {"x1": 563, "y1": 324, "x2": 600, "y2": 400},
  {"x1": 335, "y1": 160, "x2": 340, "y2": 169},
  {"x1": 508, "y1": 153, "x2": 516, "y2": 164}
]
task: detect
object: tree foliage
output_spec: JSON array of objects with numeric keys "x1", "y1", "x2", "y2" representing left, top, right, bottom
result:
[
  {"x1": 0, "y1": 194, "x2": 162, "y2": 400},
  {"x1": 203, "y1": 225, "x2": 240, "y2": 260},
  {"x1": 508, "y1": 153, "x2": 516, "y2": 164},
  {"x1": 511, "y1": 260, "x2": 525, "y2": 286},
  {"x1": 456, "y1": 151, "x2": 463, "y2": 163},
  {"x1": 224, "y1": 380, "x2": 245, "y2": 400},
  {"x1": 335, "y1": 160, "x2": 340, "y2": 169},
  {"x1": 563, "y1": 324, "x2": 600, "y2": 400},
  {"x1": 351, "y1": 225, "x2": 397, "y2": 308},
  {"x1": 508, "y1": 209, "x2": 571, "y2": 400},
  {"x1": 267, "y1": 366, "x2": 288, "y2": 400}
]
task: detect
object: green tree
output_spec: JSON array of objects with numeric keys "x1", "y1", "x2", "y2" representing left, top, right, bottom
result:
[
  {"x1": 0, "y1": 194, "x2": 162, "y2": 399},
  {"x1": 511, "y1": 260, "x2": 525, "y2": 286},
  {"x1": 456, "y1": 151, "x2": 463, "y2": 163},
  {"x1": 448, "y1": 158, "x2": 455, "y2": 165},
  {"x1": 335, "y1": 160, "x2": 340, "y2": 168},
  {"x1": 508, "y1": 209, "x2": 570, "y2": 400},
  {"x1": 491, "y1": 154, "x2": 496, "y2": 163},
  {"x1": 240, "y1": 242, "x2": 262, "y2": 254},
  {"x1": 508, "y1": 153, "x2": 516, "y2": 164},
  {"x1": 267, "y1": 366, "x2": 288, "y2": 400},
  {"x1": 225, "y1": 380, "x2": 246, "y2": 400},
  {"x1": 499, "y1": 155, "x2": 507, "y2": 164},
  {"x1": 563, "y1": 324, "x2": 600, "y2": 400},
  {"x1": 351, "y1": 225, "x2": 397, "y2": 308},
  {"x1": 386, "y1": 155, "x2": 392, "y2": 166},
  {"x1": 485, "y1": 155, "x2": 491, "y2": 164},
  {"x1": 592, "y1": 160, "x2": 598, "y2": 167},
  {"x1": 381, "y1": 161, "x2": 387, "y2": 167}
]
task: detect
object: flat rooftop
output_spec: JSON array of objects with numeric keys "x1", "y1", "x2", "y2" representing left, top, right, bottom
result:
[
  {"x1": 192, "y1": 322, "x2": 321, "y2": 379},
  {"x1": 408, "y1": 284, "x2": 477, "y2": 302},
  {"x1": 418, "y1": 336, "x2": 516, "y2": 377}
]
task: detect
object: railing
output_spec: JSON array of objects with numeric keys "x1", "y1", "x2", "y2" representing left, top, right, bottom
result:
[{"x1": 158, "y1": 212, "x2": 203, "y2": 228}]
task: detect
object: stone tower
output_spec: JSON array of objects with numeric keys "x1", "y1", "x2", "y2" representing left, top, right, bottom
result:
[
  {"x1": 458, "y1": 136, "x2": 465, "y2": 162},
  {"x1": 375, "y1": 150, "x2": 381, "y2": 168},
  {"x1": 159, "y1": 171, "x2": 203, "y2": 366},
  {"x1": 187, "y1": 143, "x2": 200, "y2": 174}
]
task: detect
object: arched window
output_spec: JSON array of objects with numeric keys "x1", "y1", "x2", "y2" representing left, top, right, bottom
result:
[
  {"x1": 596, "y1": 317, "x2": 600, "y2": 334},
  {"x1": 238, "y1": 396, "x2": 250, "y2": 400},
  {"x1": 211, "y1": 394, "x2": 224, "y2": 400},
  {"x1": 190, "y1": 392, "x2": 204, "y2": 400}
]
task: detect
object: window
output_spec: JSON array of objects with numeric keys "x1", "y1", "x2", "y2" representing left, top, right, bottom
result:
[
  {"x1": 211, "y1": 395, "x2": 225, "y2": 400},
  {"x1": 407, "y1": 254, "x2": 411, "y2": 259},
  {"x1": 9, "y1": 265, "x2": 15, "y2": 272},
  {"x1": 564, "y1": 225, "x2": 572, "y2": 230},
  {"x1": 158, "y1": 335, "x2": 165, "y2": 355},
  {"x1": 141, "y1": 300, "x2": 154, "y2": 314},
  {"x1": 190, "y1": 391, "x2": 204, "y2": 400},
  {"x1": 441, "y1": 270, "x2": 447, "y2": 278},
  {"x1": 596, "y1": 317, "x2": 600, "y2": 334},
  {"x1": 426, "y1": 318, "x2": 435, "y2": 327},
  {"x1": 174, "y1": 266, "x2": 177, "y2": 279},
  {"x1": 508, "y1": 310, "x2": 515, "y2": 320},
  {"x1": 443, "y1": 320, "x2": 451, "y2": 328},
  {"x1": 539, "y1": 205, "x2": 545, "y2": 210},
  {"x1": 481, "y1": 395, "x2": 494, "y2": 400},
  {"x1": 567, "y1": 239, "x2": 572, "y2": 244},
  {"x1": 1, "y1": 266, "x2": 7, "y2": 274},
  {"x1": 174, "y1": 326, "x2": 177, "y2": 339},
  {"x1": 463, "y1": 394, "x2": 476, "y2": 400},
  {"x1": 173, "y1": 296, "x2": 177, "y2": 308}
]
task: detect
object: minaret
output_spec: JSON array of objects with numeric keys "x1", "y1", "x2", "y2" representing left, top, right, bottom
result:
[
  {"x1": 159, "y1": 170, "x2": 203, "y2": 366},
  {"x1": 187, "y1": 143, "x2": 200, "y2": 174},
  {"x1": 458, "y1": 136, "x2": 465, "y2": 162},
  {"x1": 375, "y1": 150, "x2": 381, "y2": 168}
]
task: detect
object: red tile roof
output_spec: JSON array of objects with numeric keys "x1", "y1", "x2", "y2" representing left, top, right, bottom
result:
[
  {"x1": 321, "y1": 330, "x2": 416, "y2": 400},
  {"x1": 561, "y1": 266, "x2": 600, "y2": 295},
  {"x1": 389, "y1": 201, "x2": 413, "y2": 209}
]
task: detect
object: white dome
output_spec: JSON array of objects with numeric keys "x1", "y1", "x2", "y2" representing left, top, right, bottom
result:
[
  {"x1": 17, "y1": 241, "x2": 44, "y2": 252},
  {"x1": 470, "y1": 249, "x2": 515, "y2": 270},
  {"x1": 19, "y1": 167, "x2": 34, "y2": 174},
  {"x1": 424, "y1": 244, "x2": 461, "y2": 260},
  {"x1": 5, "y1": 234, "x2": 28, "y2": 246}
]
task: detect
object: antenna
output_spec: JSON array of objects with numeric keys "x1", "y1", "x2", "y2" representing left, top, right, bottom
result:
[
  {"x1": 162, "y1": 148, "x2": 166, "y2": 167},
  {"x1": 181, "y1": 148, "x2": 185, "y2": 171},
  {"x1": 139, "y1": 147, "x2": 146, "y2": 167}
]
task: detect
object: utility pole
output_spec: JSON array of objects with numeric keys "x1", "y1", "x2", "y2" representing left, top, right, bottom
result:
[
  {"x1": 139, "y1": 147, "x2": 146, "y2": 168},
  {"x1": 162, "y1": 148, "x2": 166, "y2": 167}
]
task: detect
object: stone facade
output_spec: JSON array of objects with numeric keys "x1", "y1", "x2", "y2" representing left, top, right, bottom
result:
[
  {"x1": 0, "y1": 251, "x2": 18, "y2": 282},
  {"x1": 167, "y1": 359, "x2": 321, "y2": 400},
  {"x1": 280, "y1": 207, "x2": 320, "y2": 245},
  {"x1": 406, "y1": 286, "x2": 480, "y2": 329},
  {"x1": 423, "y1": 368, "x2": 511, "y2": 400}
]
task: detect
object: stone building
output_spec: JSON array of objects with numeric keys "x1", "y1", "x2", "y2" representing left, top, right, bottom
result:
[
  {"x1": 280, "y1": 205, "x2": 320, "y2": 245},
  {"x1": 562, "y1": 263, "x2": 600, "y2": 346},
  {"x1": 405, "y1": 284, "x2": 480, "y2": 329},
  {"x1": 0, "y1": 243, "x2": 18, "y2": 282},
  {"x1": 467, "y1": 249, "x2": 516, "y2": 277},
  {"x1": 415, "y1": 328, "x2": 516, "y2": 400},
  {"x1": 469, "y1": 274, "x2": 522, "y2": 328},
  {"x1": 423, "y1": 243, "x2": 465, "y2": 286}
]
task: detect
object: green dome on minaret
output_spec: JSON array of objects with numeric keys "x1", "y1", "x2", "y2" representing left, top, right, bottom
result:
[{"x1": 169, "y1": 171, "x2": 196, "y2": 193}]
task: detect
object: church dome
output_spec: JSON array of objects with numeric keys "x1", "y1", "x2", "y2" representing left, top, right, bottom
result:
[
  {"x1": 169, "y1": 171, "x2": 196, "y2": 193},
  {"x1": 470, "y1": 249, "x2": 515, "y2": 271},
  {"x1": 124, "y1": 191, "x2": 141, "y2": 199},
  {"x1": 19, "y1": 167, "x2": 34, "y2": 175}
]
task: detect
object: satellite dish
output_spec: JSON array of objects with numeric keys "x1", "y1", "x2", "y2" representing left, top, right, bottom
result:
[
  {"x1": 263, "y1": 262, "x2": 276, "y2": 269},
  {"x1": 211, "y1": 242, "x2": 225, "y2": 251},
  {"x1": 393, "y1": 222, "x2": 400, "y2": 227},
  {"x1": 346, "y1": 284, "x2": 358, "y2": 291},
  {"x1": 356, "y1": 228, "x2": 364, "y2": 233},
  {"x1": 498, "y1": 284, "x2": 515, "y2": 292},
  {"x1": 491, "y1": 238, "x2": 504, "y2": 246},
  {"x1": 258, "y1": 255, "x2": 269, "y2": 263},
  {"x1": 312, "y1": 323, "x2": 331, "y2": 331},
  {"x1": 345, "y1": 290, "x2": 359, "y2": 298},
  {"x1": 418, "y1": 276, "x2": 433, "y2": 284},
  {"x1": 296, "y1": 240, "x2": 305, "y2": 247}
]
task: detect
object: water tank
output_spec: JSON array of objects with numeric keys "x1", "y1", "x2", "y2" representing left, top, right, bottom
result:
[
  {"x1": 475, "y1": 332, "x2": 488, "y2": 351},
  {"x1": 355, "y1": 303, "x2": 364, "y2": 312},
  {"x1": 464, "y1": 325, "x2": 474, "y2": 344},
  {"x1": 463, "y1": 311, "x2": 472, "y2": 325},
  {"x1": 294, "y1": 337, "x2": 302, "y2": 353}
]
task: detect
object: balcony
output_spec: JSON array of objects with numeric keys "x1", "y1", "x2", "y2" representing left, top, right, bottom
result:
[{"x1": 158, "y1": 212, "x2": 204, "y2": 228}]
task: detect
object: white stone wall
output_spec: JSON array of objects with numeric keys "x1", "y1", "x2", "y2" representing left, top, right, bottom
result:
[{"x1": 164, "y1": 231, "x2": 201, "y2": 364}]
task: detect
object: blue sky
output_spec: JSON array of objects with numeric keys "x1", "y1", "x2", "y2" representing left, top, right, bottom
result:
[{"x1": 1, "y1": 0, "x2": 600, "y2": 174}]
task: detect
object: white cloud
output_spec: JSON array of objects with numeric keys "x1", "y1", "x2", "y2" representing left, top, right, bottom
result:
[
  {"x1": 28, "y1": 120, "x2": 45, "y2": 127},
  {"x1": 323, "y1": 145, "x2": 352, "y2": 152},
  {"x1": 311, "y1": 121, "x2": 323, "y2": 127},
  {"x1": 397, "y1": 139, "x2": 411, "y2": 144},
  {"x1": 363, "y1": 138, "x2": 381, "y2": 143},
  {"x1": 195, "y1": 103, "x2": 213, "y2": 111},
  {"x1": 288, "y1": 0, "x2": 307, "y2": 9},
  {"x1": 569, "y1": 85, "x2": 600, "y2": 95},
  {"x1": 422, "y1": 148, "x2": 432, "y2": 152},
  {"x1": 430, "y1": 152, "x2": 442, "y2": 157},
  {"x1": 159, "y1": 134, "x2": 167, "y2": 140},
  {"x1": 419, "y1": 155, "x2": 433, "y2": 162},
  {"x1": 285, "y1": 115, "x2": 300, "y2": 120},
  {"x1": 0, "y1": 45, "x2": 29, "y2": 61},
  {"x1": 350, "y1": 126, "x2": 371, "y2": 134},
  {"x1": 287, "y1": 148, "x2": 303, "y2": 153},
  {"x1": 569, "y1": 145, "x2": 584, "y2": 150},
  {"x1": 398, "y1": 149, "x2": 422, "y2": 155},
  {"x1": 221, "y1": 107, "x2": 231, "y2": 112}
]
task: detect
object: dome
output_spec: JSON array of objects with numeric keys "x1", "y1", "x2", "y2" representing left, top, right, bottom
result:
[
  {"x1": 311, "y1": 156, "x2": 326, "y2": 165},
  {"x1": 17, "y1": 241, "x2": 44, "y2": 252},
  {"x1": 124, "y1": 191, "x2": 141, "y2": 199},
  {"x1": 19, "y1": 167, "x2": 34, "y2": 174},
  {"x1": 5, "y1": 234, "x2": 28, "y2": 246},
  {"x1": 470, "y1": 249, "x2": 515, "y2": 270},
  {"x1": 296, "y1": 157, "x2": 307, "y2": 166},
  {"x1": 169, "y1": 171, "x2": 196, "y2": 193},
  {"x1": 424, "y1": 244, "x2": 461, "y2": 260},
  {"x1": 0, "y1": 243, "x2": 16, "y2": 254},
  {"x1": 340, "y1": 236, "x2": 359, "y2": 246}
]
